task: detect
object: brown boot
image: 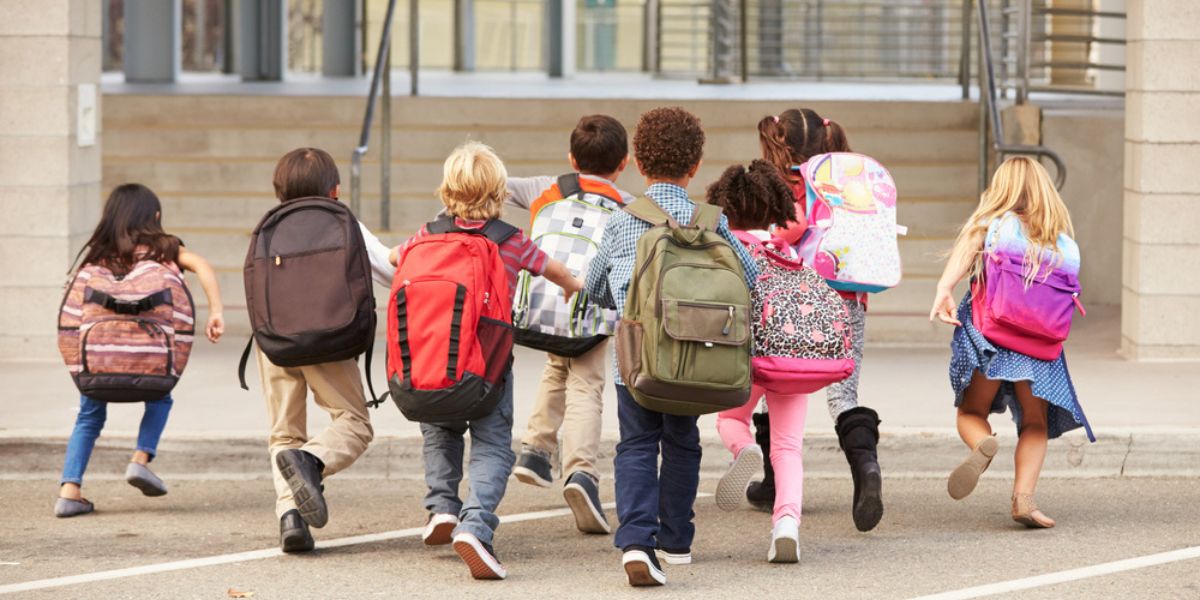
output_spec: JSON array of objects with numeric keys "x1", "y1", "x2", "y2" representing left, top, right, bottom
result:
[
  {"x1": 1012, "y1": 493, "x2": 1055, "y2": 528},
  {"x1": 947, "y1": 435, "x2": 998, "y2": 500}
]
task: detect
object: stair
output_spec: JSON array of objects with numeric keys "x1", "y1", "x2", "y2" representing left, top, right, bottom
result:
[{"x1": 102, "y1": 94, "x2": 981, "y2": 345}]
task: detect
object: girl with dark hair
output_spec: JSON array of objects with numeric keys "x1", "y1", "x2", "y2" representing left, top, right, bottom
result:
[
  {"x1": 749, "y1": 109, "x2": 886, "y2": 534},
  {"x1": 55, "y1": 183, "x2": 225, "y2": 518}
]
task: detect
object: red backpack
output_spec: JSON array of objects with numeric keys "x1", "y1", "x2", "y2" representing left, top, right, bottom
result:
[{"x1": 386, "y1": 216, "x2": 518, "y2": 422}]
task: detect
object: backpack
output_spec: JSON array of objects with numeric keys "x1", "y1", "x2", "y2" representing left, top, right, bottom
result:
[
  {"x1": 238, "y1": 197, "x2": 378, "y2": 394},
  {"x1": 615, "y1": 198, "x2": 752, "y2": 416},
  {"x1": 58, "y1": 260, "x2": 195, "y2": 402},
  {"x1": 387, "y1": 216, "x2": 518, "y2": 422},
  {"x1": 513, "y1": 174, "x2": 623, "y2": 357},
  {"x1": 735, "y1": 232, "x2": 855, "y2": 394},
  {"x1": 795, "y1": 153, "x2": 904, "y2": 293},
  {"x1": 971, "y1": 213, "x2": 1084, "y2": 361}
]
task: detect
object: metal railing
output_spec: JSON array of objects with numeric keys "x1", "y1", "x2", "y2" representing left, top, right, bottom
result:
[{"x1": 350, "y1": 0, "x2": 402, "y2": 229}]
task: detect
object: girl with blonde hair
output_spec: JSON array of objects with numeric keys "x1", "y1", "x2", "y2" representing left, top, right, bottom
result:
[{"x1": 930, "y1": 156, "x2": 1093, "y2": 529}]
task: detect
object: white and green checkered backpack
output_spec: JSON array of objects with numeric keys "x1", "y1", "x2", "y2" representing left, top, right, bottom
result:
[{"x1": 513, "y1": 174, "x2": 624, "y2": 357}]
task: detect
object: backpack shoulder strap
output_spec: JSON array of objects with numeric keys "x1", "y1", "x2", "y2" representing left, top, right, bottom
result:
[
  {"x1": 623, "y1": 197, "x2": 674, "y2": 227},
  {"x1": 556, "y1": 173, "x2": 582, "y2": 199},
  {"x1": 426, "y1": 214, "x2": 458, "y2": 235},
  {"x1": 480, "y1": 219, "x2": 519, "y2": 245},
  {"x1": 691, "y1": 203, "x2": 724, "y2": 232}
]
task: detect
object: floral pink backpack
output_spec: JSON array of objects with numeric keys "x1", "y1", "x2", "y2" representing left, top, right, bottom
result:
[{"x1": 736, "y1": 232, "x2": 855, "y2": 394}]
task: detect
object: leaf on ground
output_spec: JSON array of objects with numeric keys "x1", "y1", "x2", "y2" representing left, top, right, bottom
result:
[{"x1": 226, "y1": 588, "x2": 255, "y2": 598}]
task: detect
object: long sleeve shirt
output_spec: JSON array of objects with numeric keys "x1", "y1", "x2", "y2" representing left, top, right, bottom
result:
[{"x1": 358, "y1": 221, "x2": 396, "y2": 287}]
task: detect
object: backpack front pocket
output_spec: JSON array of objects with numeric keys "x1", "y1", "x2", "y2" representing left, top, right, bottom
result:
[
  {"x1": 660, "y1": 300, "x2": 750, "y2": 387},
  {"x1": 81, "y1": 318, "x2": 172, "y2": 377},
  {"x1": 265, "y1": 247, "x2": 355, "y2": 336}
]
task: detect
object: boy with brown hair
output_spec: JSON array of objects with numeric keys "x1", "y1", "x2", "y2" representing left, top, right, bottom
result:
[
  {"x1": 585, "y1": 108, "x2": 758, "y2": 586},
  {"x1": 505, "y1": 114, "x2": 633, "y2": 535}
]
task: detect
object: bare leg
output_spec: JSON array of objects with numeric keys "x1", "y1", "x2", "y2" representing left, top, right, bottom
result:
[
  {"x1": 60, "y1": 482, "x2": 82, "y2": 500},
  {"x1": 957, "y1": 370, "x2": 1000, "y2": 449},
  {"x1": 131, "y1": 450, "x2": 151, "y2": 465},
  {"x1": 1011, "y1": 382, "x2": 1054, "y2": 527}
]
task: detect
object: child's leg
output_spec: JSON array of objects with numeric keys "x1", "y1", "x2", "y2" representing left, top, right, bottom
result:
[
  {"x1": 612, "y1": 384, "x2": 665, "y2": 551},
  {"x1": 521, "y1": 353, "x2": 569, "y2": 457},
  {"x1": 716, "y1": 387, "x2": 760, "y2": 457},
  {"x1": 559, "y1": 340, "x2": 608, "y2": 479},
  {"x1": 767, "y1": 392, "x2": 808, "y2": 524},
  {"x1": 60, "y1": 396, "x2": 108, "y2": 498},
  {"x1": 301, "y1": 359, "x2": 375, "y2": 476},
  {"x1": 455, "y1": 372, "x2": 516, "y2": 544},
  {"x1": 1012, "y1": 382, "x2": 1049, "y2": 496},
  {"x1": 131, "y1": 394, "x2": 174, "y2": 464},
  {"x1": 657, "y1": 412, "x2": 701, "y2": 551},
  {"x1": 957, "y1": 370, "x2": 1001, "y2": 449},
  {"x1": 825, "y1": 298, "x2": 865, "y2": 420}
]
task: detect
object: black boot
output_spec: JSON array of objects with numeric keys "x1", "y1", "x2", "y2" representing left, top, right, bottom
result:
[
  {"x1": 745, "y1": 411, "x2": 776, "y2": 512},
  {"x1": 280, "y1": 509, "x2": 314, "y2": 553},
  {"x1": 836, "y1": 407, "x2": 883, "y2": 532}
]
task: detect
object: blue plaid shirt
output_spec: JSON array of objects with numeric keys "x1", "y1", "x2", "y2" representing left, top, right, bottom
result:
[{"x1": 584, "y1": 183, "x2": 759, "y2": 385}]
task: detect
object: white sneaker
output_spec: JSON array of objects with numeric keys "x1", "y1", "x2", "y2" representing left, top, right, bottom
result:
[
  {"x1": 422, "y1": 513, "x2": 459, "y2": 546},
  {"x1": 622, "y1": 548, "x2": 666, "y2": 587},
  {"x1": 716, "y1": 444, "x2": 762, "y2": 511},
  {"x1": 768, "y1": 515, "x2": 800, "y2": 564},
  {"x1": 655, "y1": 547, "x2": 692, "y2": 565},
  {"x1": 452, "y1": 532, "x2": 507, "y2": 580}
]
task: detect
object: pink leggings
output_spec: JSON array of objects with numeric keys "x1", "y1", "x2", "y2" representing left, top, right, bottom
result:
[{"x1": 716, "y1": 384, "x2": 808, "y2": 524}]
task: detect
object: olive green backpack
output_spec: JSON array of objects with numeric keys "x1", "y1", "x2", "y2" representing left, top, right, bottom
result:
[{"x1": 615, "y1": 197, "x2": 753, "y2": 416}]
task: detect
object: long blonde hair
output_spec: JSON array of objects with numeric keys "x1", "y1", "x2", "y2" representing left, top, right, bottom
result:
[
  {"x1": 437, "y1": 141, "x2": 507, "y2": 220},
  {"x1": 955, "y1": 156, "x2": 1075, "y2": 285}
]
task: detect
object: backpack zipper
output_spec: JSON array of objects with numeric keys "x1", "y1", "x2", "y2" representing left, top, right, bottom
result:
[{"x1": 723, "y1": 305, "x2": 734, "y2": 336}]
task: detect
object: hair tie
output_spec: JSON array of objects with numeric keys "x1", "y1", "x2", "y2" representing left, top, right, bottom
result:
[
  {"x1": 773, "y1": 116, "x2": 780, "y2": 124},
  {"x1": 822, "y1": 118, "x2": 830, "y2": 126}
]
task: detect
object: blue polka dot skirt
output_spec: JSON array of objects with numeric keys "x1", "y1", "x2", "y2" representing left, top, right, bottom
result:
[{"x1": 949, "y1": 291, "x2": 1094, "y2": 442}]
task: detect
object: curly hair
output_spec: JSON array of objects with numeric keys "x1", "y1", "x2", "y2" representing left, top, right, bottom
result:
[
  {"x1": 633, "y1": 107, "x2": 705, "y2": 180},
  {"x1": 705, "y1": 159, "x2": 796, "y2": 231}
]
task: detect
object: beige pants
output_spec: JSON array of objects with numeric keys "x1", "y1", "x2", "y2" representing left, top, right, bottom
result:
[
  {"x1": 256, "y1": 349, "x2": 374, "y2": 518},
  {"x1": 520, "y1": 339, "x2": 608, "y2": 479}
]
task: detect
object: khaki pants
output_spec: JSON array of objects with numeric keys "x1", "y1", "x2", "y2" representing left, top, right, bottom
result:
[
  {"x1": 256, "y1": 349, "x2": 374, "y2": 518},
  {"x1": 520, "y1": 339, "x2": 608, "y2": 479}
]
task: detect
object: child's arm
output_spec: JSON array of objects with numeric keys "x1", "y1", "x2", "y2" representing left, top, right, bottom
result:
[
  {"x1": 584, "y1": 218, "x2": 618, "y2": 308},
  {"x1": 930, "y1": 229, "x2": 985, "y2": 326},
  {"x1": 543, "y1": 258, "x2": 584, "y2": 304},
  {"x1": 358, "y1": 222, "x2": 397, "y2": 286},
  {"x1": 505, "y1": 176, "x2": 555, "y2": 211},
  {"x1": 176, "y1": 248, "x2": 224, "y2": 342},
  {"x1": 388, "y1": 246, "x2": 400, "y2": 266}
]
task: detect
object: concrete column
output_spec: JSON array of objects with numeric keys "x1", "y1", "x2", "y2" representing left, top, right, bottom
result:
[
  {"x1": 453, "y1": 0, "x2": 475, "y2": 72},
  {"x1": 123, "y1": 0, "x2": 181, "y2": 82},
  {"x1": 547, "y1": 0, "x2": 576, "y2": 77},
  {"x1": 322, "y1": 0, "x2": 362, "y2": 77},
  {"x1": 1122, "y1": 0, "x2": 1200, "y2": 360},
  {"x1": 238, "y1": 0, "x2": 287, "y2": 81},
  {"x1": 0, "y1": 0, "x2": 103, "y2": 359}
]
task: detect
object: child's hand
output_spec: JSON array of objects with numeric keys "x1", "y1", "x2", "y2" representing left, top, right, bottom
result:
[
  {"x1": 929, "y1": 287, "x2": 961, "y2": 326},
  {"x1": 561, "y1": 276, "x2": 584, "y2": 304},
  {"x1": 205, "y1": 312, "x2": 225, "y2": 342}
]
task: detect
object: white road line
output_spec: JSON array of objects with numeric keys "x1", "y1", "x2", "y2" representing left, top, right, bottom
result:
[{"x1": 910, "y1": 545, "x2": 1200, "y2": 600}]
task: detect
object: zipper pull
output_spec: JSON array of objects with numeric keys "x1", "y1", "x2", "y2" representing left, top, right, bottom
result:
[
  {"x1": 483, "y1": 291, "x2": 490, "y2": 305},
  {"x1": 275, "y1": 255, "x2": 281, "y2": 266},
  {"x1": 723, "y1": 305, "x2": 734, "y2": 336},
  {"x1": 1072, "y1": 292, "x2": 1086, "y2": 317}
]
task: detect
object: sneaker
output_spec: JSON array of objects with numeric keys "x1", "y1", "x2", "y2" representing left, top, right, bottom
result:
[
  {"x1": 54, "y1": 497, "x2": 94, "y2": 518},
  {"x1": 423, "y1": 513, "x2": 459, "y2": 546},
  {"x1": 622, "y1": 545, "x2": 666, "y2": 587},
  {"x1": 513, "y1": 448, "x2": 554, "y2": 488},
  {"x1": 275, "y1": 449, "x2": 328, "y2": 528},
  {"x1": 767, "y1": 515, "x2": 800, "y2": 563},
  {"x1": 716, "y1": 444, "x2": 762, "y2": 511},
  {"x1": 452, "y1": 532, "x2": 507, "y2": 580},
  {"x1": 280, "y1": 509, "x2": 314, "y2": 553},
  {"x1": 655, "y1": 546, "x2": 692, "y2": 565},
  {"x1": 125, "y1": 462, "x2": 168, "y2": 497},
  {"x1": 563, "y1": 472, "x2": 611, "y2": 534}
]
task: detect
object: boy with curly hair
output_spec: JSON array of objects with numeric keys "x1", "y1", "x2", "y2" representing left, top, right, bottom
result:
[{"x1": 585, "y1": 107, "x2": 758, "y2": 587}]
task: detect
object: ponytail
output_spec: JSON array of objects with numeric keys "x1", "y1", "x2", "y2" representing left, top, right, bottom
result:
[
  {"x1": 757, "y1": 115, "x2": 795, "y2": 181},
  {"x1": 823, "y1": 118, "x2": 851, "y2": 153}
]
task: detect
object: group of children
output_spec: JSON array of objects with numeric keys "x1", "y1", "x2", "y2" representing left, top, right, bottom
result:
[{"x1": 54, "y1": 104, "x2": 1093, "y2": 587}]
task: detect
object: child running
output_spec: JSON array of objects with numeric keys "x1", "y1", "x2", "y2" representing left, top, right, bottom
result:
[
  {"x1": 55, "y1": 183, "x2": 225, "y2": 517},
  {"x1": 930, "y1": 156, "x2": 1093, "y2": 528},
  {"x1": 391, "y1": 141, "x2": 584, "y2": 580},
  {"x1": 708, "y1": 160, "x2": 810, "y2": 562}
]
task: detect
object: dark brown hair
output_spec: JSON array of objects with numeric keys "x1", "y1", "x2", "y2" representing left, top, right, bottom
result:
[
  {"x1": 273, "y1": 147, "x2": 341, "y2": 202},
  {"x1": 633, "y1": 107, "x2": 705, "y2": 180},
  {"x1": 706, "y1": 159, "x2": 796, "y2": 230},
  {"x1": 758, "y1": 109, "x2": 851, "y2": 181},
  {"x1": 79, "y1": 183, "x2": 181, "y2": 276},
  {"x1": 570, "y1": 114, "x2": 629, "y2": 175}
]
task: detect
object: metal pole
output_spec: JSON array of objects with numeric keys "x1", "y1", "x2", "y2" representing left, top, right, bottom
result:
[
  {"x1": 977, "y1": 4, "x2": 989, "y2": 195},
  {"x1": 410, "y1": 0, "x2": 420, "y2": 95},
  {"x1": 959, "y1": 0, "x2": 971, "y2": 100},
  {"x1": 351, "y1": 0, "x2": 399, "y2": 216},
  {"x1": 642, "y1": 0, "x2": 659, "y2": 72},
  {"x1": 381, "y1": 51, "x2": 392, "y2": 230},
  {"x1": 739, "y1": 0, "x2": 748, "y2": 82},
  {"x1": 1016, "y1": 0, "x2": 1030, "y2": 104}
]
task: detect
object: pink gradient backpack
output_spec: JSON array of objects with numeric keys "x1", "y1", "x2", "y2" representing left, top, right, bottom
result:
[
  {"x1": 971, "y1": 213, "x2": 1084, "y2": 361},
  {"x1": 736, "y1": 232, "x2": 855, "y2": 394}
]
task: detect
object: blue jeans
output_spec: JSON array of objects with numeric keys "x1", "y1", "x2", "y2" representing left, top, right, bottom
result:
[
  {"x1": 60, "y1": 394, "x2": 174, "y2": 486},
  {"x1": 612, "y1": 384, "x2": 701, "y2": 551},
  {"x1": 420, "y1": 371, "x2": 515, "y2": 546}
]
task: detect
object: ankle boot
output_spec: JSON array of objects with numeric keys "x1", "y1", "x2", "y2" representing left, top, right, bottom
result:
[
  {"x1": 836, "y1": 407, "x2": 883, "y2": 532},
  {"x1": 746, "y1": 411, "x2": 776, "y2": 511}
]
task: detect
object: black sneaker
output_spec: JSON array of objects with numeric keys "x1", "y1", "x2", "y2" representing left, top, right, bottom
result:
[
  {"x1": 452, "y1": 532, "x2": 507, "y2": 580},
  {"x1": 275, "y1": 449, "x2": 328, "y2": 528},
  {"x1": 280, "y1": 509, "x2": 314, "y2": 553},
  {"x1": 513, "y1": 448, "x2": 554, "y2": 488},
  {"x1": 563, "y1": 472, "x2": 611, "y2": 534},
  {"x1": 622, "y1": 545, "x2": 666, "y2": 587}
]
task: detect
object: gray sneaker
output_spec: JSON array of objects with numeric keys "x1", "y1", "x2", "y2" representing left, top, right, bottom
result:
[
  {"x1": 513, "y1": 448, "x2": 554, "y2": 488},
  {"x1": 54, "y1": 497, "x2": 95, "y2": 518},
  {"x1": 563, "y1": 472, "x2": 611, "y2": 534},
  {"x1": 125, "y1": 462, "x2": 168, "y2": 497}
]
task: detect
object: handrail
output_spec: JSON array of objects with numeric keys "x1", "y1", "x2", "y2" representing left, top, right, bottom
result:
[
  {"x1": 350, "y1": 0, "x2": 400, "y2": 228},
  {"x1": 975, "y1": 0, "x2": 1066, "y2": 190}
]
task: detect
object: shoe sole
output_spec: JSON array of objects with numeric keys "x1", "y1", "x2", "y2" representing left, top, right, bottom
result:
[
  {"x1": 281, "y1": 530, "x2": 314, "y2": 553},
  {"x1": 453, "y1": 537, "x2": 506, "y2": 580},
  {"x1": 622, "y1": 555, "x2": 666, "y2": 587},
  {"x1": 423, "y1": 520, "x2": 456, "y2": 546},
  {"x1": 1013, "y1": 514, "x2": 1055, "y2": 529},
  {"x1": 948, "y1": 436, "x2": 999, "y2": 501},
  {"x1": 768, "y1": 536, "x2": 799, "y2": 564},
  {"x1": 852, "y1": 465, "x2": 883, "y2": 532},
  {"x1": 276, "y1": 453, "x2": 329, "y2": 528},
  {"x1": 126, "y1": 475, "x2": 167, "y2": 497},
  {"x1": 563, "y1": 483, "x2": 611, "y2": 534},
  {"x1": 715, "y1": 447, "x2": 762, "y2": 511},
  {"x1": 655, "y1": 549, "x2": 692, "y2": 565},
  {"x1": 513, "y1": 466, "x2": 553, "y2": 488}
]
